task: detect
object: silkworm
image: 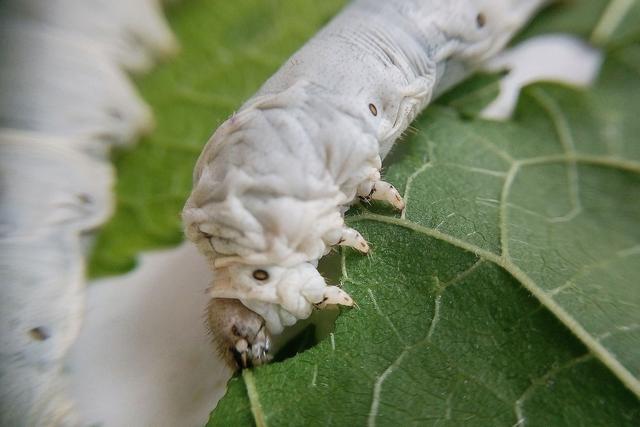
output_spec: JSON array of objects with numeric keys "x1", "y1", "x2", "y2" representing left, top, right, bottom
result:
[
  {"x1": 1, "y1": 0, "x2": 178, "y2": 73},
  {"x1": 0, "y1": 0, "x2": 176, "y2": 424},
  {"x1": 183, "y1": 0, "x2": 546, "y2": 369}
]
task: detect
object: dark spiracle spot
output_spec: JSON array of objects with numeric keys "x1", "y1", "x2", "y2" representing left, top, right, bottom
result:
[
  {"x1": 107, "y1": 108, "x2": 123, "y2": 120},
  {"x1": 368, "y1": 103, "x2": 378, "y2": 116},
  {"x1": 28, "y1": 327, "x2": 50, "y2": 341},
  {"x1": 252, "y1": 269, "x2": 269, "y2": 281},
  {"x1": 476, "y1": 12, "x2": 486, "y2": 28},
  {"x1": 77, "y1": 193, "x2": 93, "y2": 204}
]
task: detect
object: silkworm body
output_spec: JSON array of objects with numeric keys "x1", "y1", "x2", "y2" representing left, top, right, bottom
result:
[
  {"x1": 183, "y1": 0, "x2": 546, "y2": 364},
  {"x1": 1, "y1": 0, "x2": 177, "y2": 424}
]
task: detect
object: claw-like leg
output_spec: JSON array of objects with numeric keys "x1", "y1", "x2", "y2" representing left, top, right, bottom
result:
[
  {"x1": 359, "y1": 180, "x2": 405, "y2": 210},
  {"x1": 338, "y1": 227, "x2": 369, "y2": 253},
  {"x1": 316, "y1": 286, "x2": 354, "y2": 309},
  {"x1": 323, "y1": 226, "x2": 369, "y2": 253}
]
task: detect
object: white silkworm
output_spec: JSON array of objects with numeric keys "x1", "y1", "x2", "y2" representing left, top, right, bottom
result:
[
  {"x1": 183, "y1": 0, "x2": 547, "y2": 366},
  {"x1": 0, "y1": 1, "x2": 176, "y2": 425},
  {"x1": 1, "y1": 0, "x2": 178, "y2": 73},
  {"x1": 0, "y1": 18, "x2": 154, "y2": 148}
]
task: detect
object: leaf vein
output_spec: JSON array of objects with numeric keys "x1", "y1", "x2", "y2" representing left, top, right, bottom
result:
[
  {"x1": 367, "y1": 288, "x2": 407, "y2": 345},
  {"x1": 528, "y1": 88, "x2": 582, "y2": 222},
  {"x1": 513, "y1": 354, "x2": 593, "y2": 427},
  {"x1": 548, "y1": 244, "x2": 640, "y2": 297},
  {"x1": 401, "y1": 158, "x2": 433, "y2": 220},
  {"x1": 591, "y1": 0, "x2": 636, "y2": 45},
  {"x1": 242, "y1": 369, "x2": 268, "y2": 427},
  {"x1": 367, "y1": 349, "x2": 410, "y2": 427},
  {"x1": 499, "y1": 163, "x2": 521, "y2": 261}
]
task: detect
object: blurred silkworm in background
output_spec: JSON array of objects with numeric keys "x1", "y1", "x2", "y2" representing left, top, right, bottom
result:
[{"x1": 0, "y1": 1, "x2": 176, "y2": 425}]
